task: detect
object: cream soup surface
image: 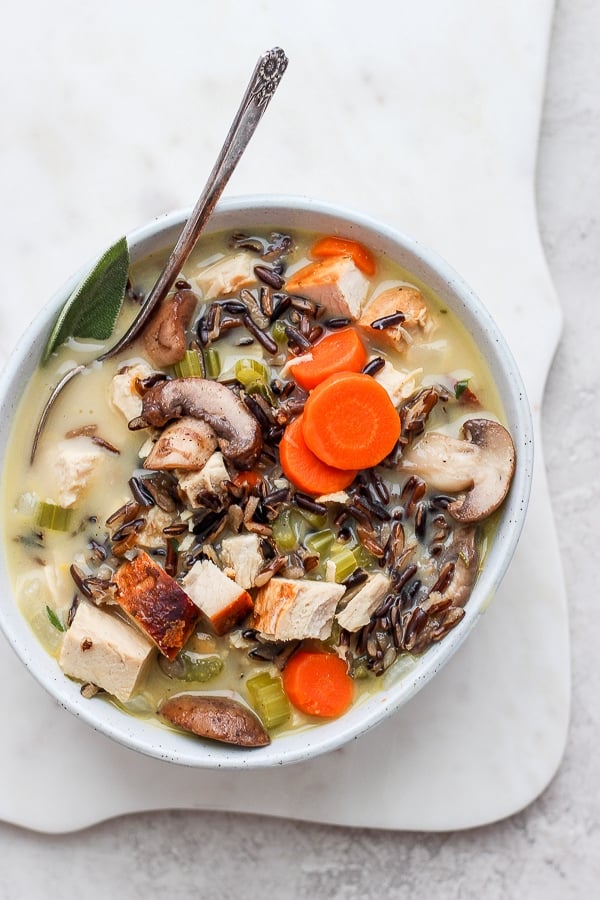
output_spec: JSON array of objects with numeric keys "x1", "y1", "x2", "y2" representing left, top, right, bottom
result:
[{"x1": 1, "y1": 227, "x2": 511, "y2": 743}]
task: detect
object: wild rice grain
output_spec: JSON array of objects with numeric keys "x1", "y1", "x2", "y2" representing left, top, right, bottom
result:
[
  {"x1": 370, "y1": 311, "x2": 406, "y2": 330},
  {"x1": 254, "y1": 265, "x2": 284, "y2": 290},
  {"x1": 362, "y1": 357, "x2": 386, "y2": 377}
]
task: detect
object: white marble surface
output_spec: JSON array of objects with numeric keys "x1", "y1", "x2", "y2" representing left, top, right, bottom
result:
[{"x1": 0, "y1": 0, "x2": 598, "y2": 895}]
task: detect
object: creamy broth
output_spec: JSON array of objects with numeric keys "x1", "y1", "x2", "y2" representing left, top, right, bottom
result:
[{"x1": 1, "y1": 227, "x2": 511, "y2": 742}]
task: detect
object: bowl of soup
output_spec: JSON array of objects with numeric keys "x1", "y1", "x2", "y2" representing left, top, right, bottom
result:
[{"x1": 0, "y1": 195, "x2": 533, "y2": 767}]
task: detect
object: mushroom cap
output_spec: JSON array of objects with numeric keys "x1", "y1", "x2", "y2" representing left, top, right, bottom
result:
[
  {"x1": 399, "y1": 431, "x2": 478, "y2": 493},
  {"x1": 399, "y1": 418, "x2": 516, "y2": 523},
  {"x1": 142, "y1": 289, "x2": 198, "y2": 367},
  {"x1": 159, "y1": 693, "x2": 270, "y2": 747},
  {"x1": 131, "y1": 377, "x2": 263, "y2": 469},
  {"x1": 144, "y1": 417, "x2": 218, "y2": 470},
  {"x1": 448, "y1": 419, "x2": 515, "y2": 522}
]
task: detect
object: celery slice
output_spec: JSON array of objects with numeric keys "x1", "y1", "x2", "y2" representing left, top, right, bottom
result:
[
  {"x1": 247, "y1": 671, "x2": 291, "y2": 729},
  {"x1": 246, "y1": 379, "x2": 276, "y2": 405},
  {"x1": 235, "y1": 358, "x2": 270, "y2": 387},
  {"x1": 173, "y1": 349, "x2": 205, "y2": 379},
  {"x1": 246, "y1": 671, "x2": 273, "y2": 694},
  {"x1": 299, "y1": 509, "x2": 328, "y2": 530},
  {"x1": 271, "y1": 319, "x2": 288, "y2": 344},
  {"x1": 353, "y1": 544, "x2": 376, "y2": 571},
  {"x1": 329, "y1": 544, "x2": 358, "y2": 583},
  {"x1": 203, "y1": 348, "x2": 221, "y2": 378},
  {"x1": 272, "y1": 507, "x2": 302, "y2": 552},
  {"x1": 35, "y1": 501, "x2": 73, "y2": 531},
  {"x1": 305, "y1": 528, "x2": 335, "y2": 556}
]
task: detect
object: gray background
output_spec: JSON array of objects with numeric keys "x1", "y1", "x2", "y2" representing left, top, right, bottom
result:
[{"x1": 1, "y1": 0, "x2": 598, "y2": 897}]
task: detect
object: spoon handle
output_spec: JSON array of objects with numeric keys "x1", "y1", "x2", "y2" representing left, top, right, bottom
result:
[{"x1": 99, "y1": 46, "x2": 288, "y2": 361}]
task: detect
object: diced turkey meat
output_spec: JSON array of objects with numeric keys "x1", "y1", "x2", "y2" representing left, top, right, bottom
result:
[{"x1": 59, "y1": 600, "x2": 155, "y2": 702}]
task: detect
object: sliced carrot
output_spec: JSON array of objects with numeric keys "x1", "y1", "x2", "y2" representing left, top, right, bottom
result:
[
  {"x1": 279, "y1": 415, "x2": 357, "y2": 496},
  {"x1": 310, "y1": 236, "x2": 376, "y2": 277},
  {"x1": 302, "y1": 372, "x2": 400, "y2": 470},
  {"x1": 282, "y1": 650, "x2": 354, "y2": 718},
  {"x1": 288, "y1": 328, "x2": 367, "y2": 390}
]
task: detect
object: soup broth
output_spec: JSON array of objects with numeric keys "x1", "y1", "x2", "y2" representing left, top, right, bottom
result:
[{"x1": 1, "y1": 226, "x2": 514, "y2": 746}]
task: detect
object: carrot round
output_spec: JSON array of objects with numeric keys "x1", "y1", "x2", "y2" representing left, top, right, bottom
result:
[
  {"x1": 311, "y1": 236, "x2": 376, "y2": 277},
  {"x1": 279, "y1": 415, "x2": 357, "y2": 495},
  {"x1": 288, "y1": 328, "x2": 367, "y2": 390},
  {"x1": 282, "y1": 650, "x2": 354, "y2": 718},
  {"x1": 302, "y1": 372, "x2": 400, "y2": 470}
]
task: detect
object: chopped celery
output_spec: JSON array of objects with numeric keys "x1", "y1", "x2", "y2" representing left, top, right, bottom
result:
[
  {"x1": 246, "y1": 379, "x2": 276, "y2": 405},
  {"x1": 247, "y1": 671, "x2": 291, "y2": 729},
  {"x1": 329, "y1": 543, "x2": 358, "y2": 583},
  {"x1": 305, "y1": 528, "x2": 335, "y2": 557},
  {"x1": 353, "y1": 543, "x2": 376, "y2": 571},
  {"x1": 352, "y1": 662, "x2": 370, "y2": 680},
  {"x1": 173, "y1": 349, "x2": 205, "y2": 378},
  {"x1": 272, "y1": 507, "x2": 303, "y2": 552},
  {"x1": 271, "y1": 319, "x2": 288, "y2": 344},
  {"x1": 235, "y1": 357, "x2": 270, "y2": 387},
  {"x1": 299, "y1": 509, "x2": 328, "y2": 530},
  {"x1": 35, "y1": 501, "x2": 73, "y2": 532},
  {"x1": 246, "y1": 671, "x2": 273, "y2": 693},
  {"x1": 203, "y1": 348, "x2": 221, "y2": 378}
]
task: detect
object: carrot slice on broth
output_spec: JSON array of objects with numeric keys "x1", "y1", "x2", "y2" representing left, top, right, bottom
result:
[
  {"x1": 282, "y1": 650, "x2": 354, "y2": 718},
  {"x1": 288, "y1": 328, "x2": 367, "y2": 390},
  {"x1": 302, "y1": 372, "x2": 400, "y2": 470},
  {"x1": 279, "y1": 414, "x2": 357, "y2": 495}
]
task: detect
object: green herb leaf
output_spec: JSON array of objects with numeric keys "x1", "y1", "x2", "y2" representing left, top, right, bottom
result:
[
  {"x1": 46, "y1": 605, "x2": 65, "y2": 632},
  {"x1": 454, "y1": 378, "x2": 469, "y2": 399},
  {"x1": 42, "y1": 236, "x2": 130, "y2": 363}
]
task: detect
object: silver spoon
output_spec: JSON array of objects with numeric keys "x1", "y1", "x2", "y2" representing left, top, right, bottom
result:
[{"x1": 31, "y1": 46, "x2": 288, "y2": 461}]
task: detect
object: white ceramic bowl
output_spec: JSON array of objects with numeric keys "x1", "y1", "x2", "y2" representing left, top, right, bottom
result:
[{"x1": 0, "y1": 195, "x2": 533, "y2": 768}]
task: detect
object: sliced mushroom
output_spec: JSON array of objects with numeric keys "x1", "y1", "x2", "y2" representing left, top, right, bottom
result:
[
  {"x1": 423, "y1": 526, "x2": 479, "y2": 611},
  {"x1": 399, "y1": 418, "x2": 515, "y2": 523},
  {"x1": 142, "y1": 289, "x2": 198, "y2": 367},
  {"x1": 144, "y1": 417, "x2": 218, "y2": 470},
  {"x1": 130, "y1": 378, "x2": 263, "y2": 469},
  {"x1": 159, "y1": 693, "x2": 270, "y2": 747}
]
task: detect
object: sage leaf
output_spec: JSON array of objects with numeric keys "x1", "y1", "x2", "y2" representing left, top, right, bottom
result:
[{"x1": 42, "y1": 236, "x2": 130, "y2": 363}]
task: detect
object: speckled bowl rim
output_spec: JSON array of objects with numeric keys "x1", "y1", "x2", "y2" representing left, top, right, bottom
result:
[{"x1": 0, "y1": 194, "x2": 534, "y2": 768}]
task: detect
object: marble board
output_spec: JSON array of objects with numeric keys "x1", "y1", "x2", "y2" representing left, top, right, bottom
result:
[{"x1": 0, "y1": 0, "x2": 569, "y2": 832}]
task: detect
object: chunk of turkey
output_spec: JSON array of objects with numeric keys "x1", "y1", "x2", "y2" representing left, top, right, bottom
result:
[
  {"x1": 109, "y1": 360, "x2": 154, "y2": 422},
  {"x1": 59, "y1": 600, "x2": 155, "y2": 702},
  {"x1": 50, "y1": 437, "x2": 105, "y2": 508},
  {"x1": 284, "y1": 256, "x2": 369, "y2": 320},
  {"x1": 220, "y1": 534, "x2": 264, "y2": 590},
  {"x1": 336, "y1": 573, "x2": 391, "y2": 632},
  {"x1": 193, "y1": 252, "x2": 256, "y2": 299},
  {"x1": 182, "y1": 559, "x2": 253, "y2": 636},
  {"x1": 177, "y1": 451, "x2": 230, "y2": 507},
  {"x1": 251, "y1": 577, "x2": 345, "y2": 642}
]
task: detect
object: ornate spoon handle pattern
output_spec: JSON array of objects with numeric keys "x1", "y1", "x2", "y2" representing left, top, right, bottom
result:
[{"x1": 98, "y1": 47, "x2": 288, "y2": 361}]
